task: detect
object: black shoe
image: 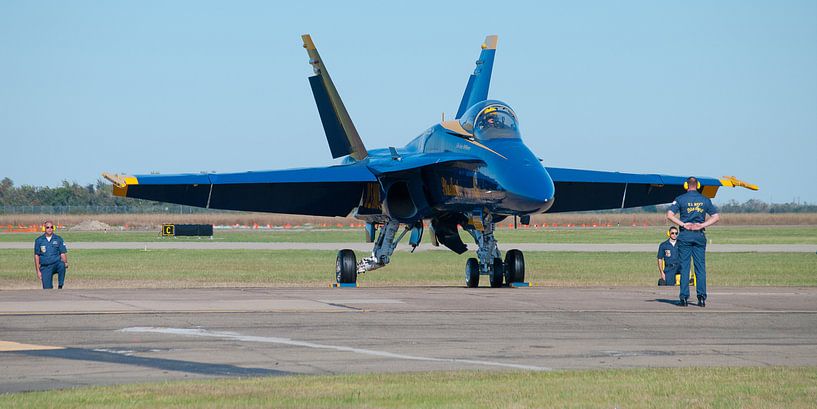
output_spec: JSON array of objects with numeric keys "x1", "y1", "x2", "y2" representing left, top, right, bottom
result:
[
  {"x1": 698, "y1": 296, "x2": 705, "y2": 307},
  {"x1": 678, "y1": 299, "x2": 688, "y2": 307},
  {"x1": 58, "y1": 285, "x2": 63, "y2": 289}
]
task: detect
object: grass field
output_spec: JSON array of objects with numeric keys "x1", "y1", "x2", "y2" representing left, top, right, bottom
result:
[
  {"x1": 1, "y1": 249, "x2": 815, "y2": 288},
  {"x1": 1, "y1": 367, "x2": 815, "y2": 408},
  {"x1": 1, "y1": 225, "x2": 816, "y2": 244}
]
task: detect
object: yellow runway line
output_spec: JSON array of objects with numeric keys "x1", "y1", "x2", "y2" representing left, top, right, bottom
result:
[{"x1": 0, "y1": 340, "x2": 64, "y2": 352}]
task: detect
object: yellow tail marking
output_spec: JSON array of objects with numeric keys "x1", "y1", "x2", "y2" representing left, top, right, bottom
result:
[{"x1": 481, "y1": 35, "x2": 498, "y2": 50}]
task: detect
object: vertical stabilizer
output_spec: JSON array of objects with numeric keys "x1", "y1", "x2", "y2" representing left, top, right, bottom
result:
[
  {"x1": 455, "y1": 35, "x2": 498, "y2": 118},
  {"x1": 302, "y1": 34, "x2": 368, "y2": 161}
]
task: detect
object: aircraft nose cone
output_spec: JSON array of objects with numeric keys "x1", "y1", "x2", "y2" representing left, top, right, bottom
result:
[
  {"x1": 487, "y1": 140, "x2": 555, "y2": 213},
  {"x1": 503, "y1": 163, "x2": 555, "y2": 213}
]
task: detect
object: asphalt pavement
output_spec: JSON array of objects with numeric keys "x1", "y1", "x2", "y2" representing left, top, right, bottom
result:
[{"x1": 2, "y1": 286, "x2": 815, "y2": 393}]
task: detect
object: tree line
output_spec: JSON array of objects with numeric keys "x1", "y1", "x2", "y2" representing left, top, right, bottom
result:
[
  {"x1": 0, "y1": 178, "x2": 133, "y2": 207},
  {"x1": 1, "y1": 177, "x2": 815, "y2": 213}
]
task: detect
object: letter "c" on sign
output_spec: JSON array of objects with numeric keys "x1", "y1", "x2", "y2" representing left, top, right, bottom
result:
[{"x1": 162, "y1": 224, "x2": 174, "y2": 236}]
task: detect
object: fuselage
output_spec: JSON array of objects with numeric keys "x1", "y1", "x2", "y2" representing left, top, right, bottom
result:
[{"x1": 361, "y1": 101, "x2": 555, "y2": 222}]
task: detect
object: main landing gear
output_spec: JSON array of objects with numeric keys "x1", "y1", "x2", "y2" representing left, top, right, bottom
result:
[
  {"x1": 336, "y1": 219, "x2": 423, "y2": 285},
  {"x1": 463, "y1": 216, "x2": 525, "y2": 288},
  {"x1": 335, "y1": 249, "x2": 357, "y2": 284}
]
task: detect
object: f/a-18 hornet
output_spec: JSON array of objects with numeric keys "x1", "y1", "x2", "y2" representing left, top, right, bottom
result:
[{"x1": 104, "y1": 35, "x2": 757, "y2": 287}]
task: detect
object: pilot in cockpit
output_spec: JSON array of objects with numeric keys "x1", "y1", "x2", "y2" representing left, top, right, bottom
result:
[
  {"x1": 485, "y1": 116, "x2": 496, "y2": 128},
  {"x1": 479, "y1": 108, "x2": 503, "y2": 130},
  {"x1": 461, "y1": 101, "x2": 521, "y2": 140}
]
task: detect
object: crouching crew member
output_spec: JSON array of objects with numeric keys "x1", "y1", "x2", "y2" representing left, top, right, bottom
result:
[
  {"x1": 657, "y1": 226, "x2": 680, "y2": 286},
  {"x1": 667, "y1": 177, "x2": 720, "y2": 307},
  {"x1": 34, "y1": 221, "x2": 68, "y2": 289}
]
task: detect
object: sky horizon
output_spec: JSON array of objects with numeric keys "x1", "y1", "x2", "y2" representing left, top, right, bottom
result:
[{"x1": 2, "y1": 1, "x2": 815, "y2": 205}]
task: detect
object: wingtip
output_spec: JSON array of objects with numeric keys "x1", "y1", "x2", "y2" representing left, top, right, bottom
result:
[
  {"x1": 102, "y1": 172, "x2": 125, "y2": 187},
  {"x1": 720, "y1": 176, "x2": 759, "y2": 191},
  {"x1": 102, "y1": 172, "x2": 137, "y2": 197}
]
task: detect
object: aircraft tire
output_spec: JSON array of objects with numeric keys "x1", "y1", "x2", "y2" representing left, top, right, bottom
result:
[
  {"x1": 504, "y1": 249, "x2": 525, "y2": 283},
  {"x1": 465, "y1": 258, "x2": 479, "y2": 288},
  {"x1": 490, "y1": 258, "x2": 504, "y2": 288},
  {"x1": 336, "y1": 249, "x2": 357, "y2": 284}
]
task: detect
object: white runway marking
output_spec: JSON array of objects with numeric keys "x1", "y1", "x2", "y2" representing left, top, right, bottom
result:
[{"x1": 120, "y1": 327, "x2": 551, "y2": 371}]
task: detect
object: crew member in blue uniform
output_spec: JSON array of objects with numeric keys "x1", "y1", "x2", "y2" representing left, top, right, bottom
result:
[
  {"x1": 667, "y1": 177, "x2": 720, "y2": 307},
  {"x1": 657, "y1": 226, "x2": 680, "y2": 286},
  {"x1": 34, "y1": 221, "x2": 69, "y2": 289}
]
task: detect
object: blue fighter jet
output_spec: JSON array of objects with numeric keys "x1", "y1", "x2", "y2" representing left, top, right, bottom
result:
[{"x1": 104, "y1": 34, "x2": 758, "y2": 287}]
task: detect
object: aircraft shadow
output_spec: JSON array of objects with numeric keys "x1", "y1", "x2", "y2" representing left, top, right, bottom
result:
[{"x1": 15, "y1": 347, "x2": 288, "y2": 377}]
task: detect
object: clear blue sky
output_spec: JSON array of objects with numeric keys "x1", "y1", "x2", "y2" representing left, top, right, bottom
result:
[{"x1": 2, "y1": 1, "x2": 815, "y2": 204}]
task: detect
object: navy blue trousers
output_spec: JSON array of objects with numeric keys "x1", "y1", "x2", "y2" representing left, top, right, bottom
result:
[
  {"x1": 677, "y1": 231, "x2": 706, "y2": 300},
  {"x1": 40, "y1": 262, "x2": 66, "y2": 289},
  {"x1": 665, "y1": 265, "x2": 679, "y2": 286}
]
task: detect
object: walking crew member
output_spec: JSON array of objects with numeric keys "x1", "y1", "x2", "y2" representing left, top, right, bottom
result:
[
  {"x1": 34, "y1": 221, "x2": 68, "y2": 289},
  {"x1": 667, "y1": 177, "x2": 720, "y2": 307},
  {"x1": 657, "y1": 226, "x2": 680, "y2": 286}
]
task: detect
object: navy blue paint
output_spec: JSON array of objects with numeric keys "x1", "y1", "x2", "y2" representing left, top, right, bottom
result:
[
  {"x1": 209, "y1": 182, "x2": 367, "y2": 216},
  {"x1": 135, "y1": 164, "x2": 375, "y2": 185},
  {"x1": 456, "y1": 47, "x2": 496, "y2": 118},
  {"x1": 309, "y1": 75, "x2": 351, "y2": 158},
  {"x1": 456, "y1": 74, "x2": 475, "y2": 118},
  {"x1": 546, "y1": 167, "x2": 721, "y2": 213}
]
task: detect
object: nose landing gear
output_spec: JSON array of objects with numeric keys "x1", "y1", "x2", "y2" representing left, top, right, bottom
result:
[
  {"x1": 463, "y1": 250, "x2": 526, "y2": 288},
  {"x1": 504, "y1": 249, "x2": 525, "y2": 283},
  {"x1": 463, "y1": 213, "x2": 526, "y2": 288},
  {"x1": 465, "y1": 258, "x2": 479, "y2": 288}
]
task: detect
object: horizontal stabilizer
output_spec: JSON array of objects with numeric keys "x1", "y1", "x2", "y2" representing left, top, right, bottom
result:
[{"x1": 303, "y1": 34, "x2": 367, "y2": 160}]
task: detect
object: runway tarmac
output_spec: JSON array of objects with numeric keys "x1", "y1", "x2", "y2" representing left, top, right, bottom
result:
[{"x1": 1, "y1": 286, "x2": 816, "y2": 393}]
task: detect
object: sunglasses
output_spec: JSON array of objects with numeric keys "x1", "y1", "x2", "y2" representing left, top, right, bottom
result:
[
  {"x1": 670, "y1": 232, "x2": 678, "y2": 235},
  {"x1": 45, "y1": 226, "x2": 53, "y2": 229}
]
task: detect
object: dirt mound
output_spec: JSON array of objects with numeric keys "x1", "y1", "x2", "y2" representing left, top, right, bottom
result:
[{"x1": 70, "y1": 220, "x2": 114, "y2": 231}]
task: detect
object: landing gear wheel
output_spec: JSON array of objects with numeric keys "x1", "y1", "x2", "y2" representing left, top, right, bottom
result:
[
  {"x1": 490, "y1": 258, "x2": 504, "y2": 288},
  {"x1": 336, "y1": 249, "x2": 357, "y2": 284},
  {"x1": 504, "y1": 249, "x2": 525, "y2": 284},
  {"x1": 465, "y1": 258, "x2": 479, "y2": 288}
]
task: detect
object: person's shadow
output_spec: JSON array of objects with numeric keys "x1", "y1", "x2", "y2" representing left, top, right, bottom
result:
[{"x1": 652, "y1": 298, "x2": 681, "y2": 306}]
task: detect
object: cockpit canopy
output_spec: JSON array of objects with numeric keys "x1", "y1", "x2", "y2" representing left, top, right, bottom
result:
[{"x1": 459, "y1": 100, "x2": 520, "y2": 140}]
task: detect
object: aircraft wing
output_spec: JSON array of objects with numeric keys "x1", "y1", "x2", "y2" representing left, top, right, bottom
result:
[
  {"x1": 545, "y1": 167, "x2": 757, "y2": 213},
  {"x1": 103, "y1": 163, "x2": 377, "y2": 217}
]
